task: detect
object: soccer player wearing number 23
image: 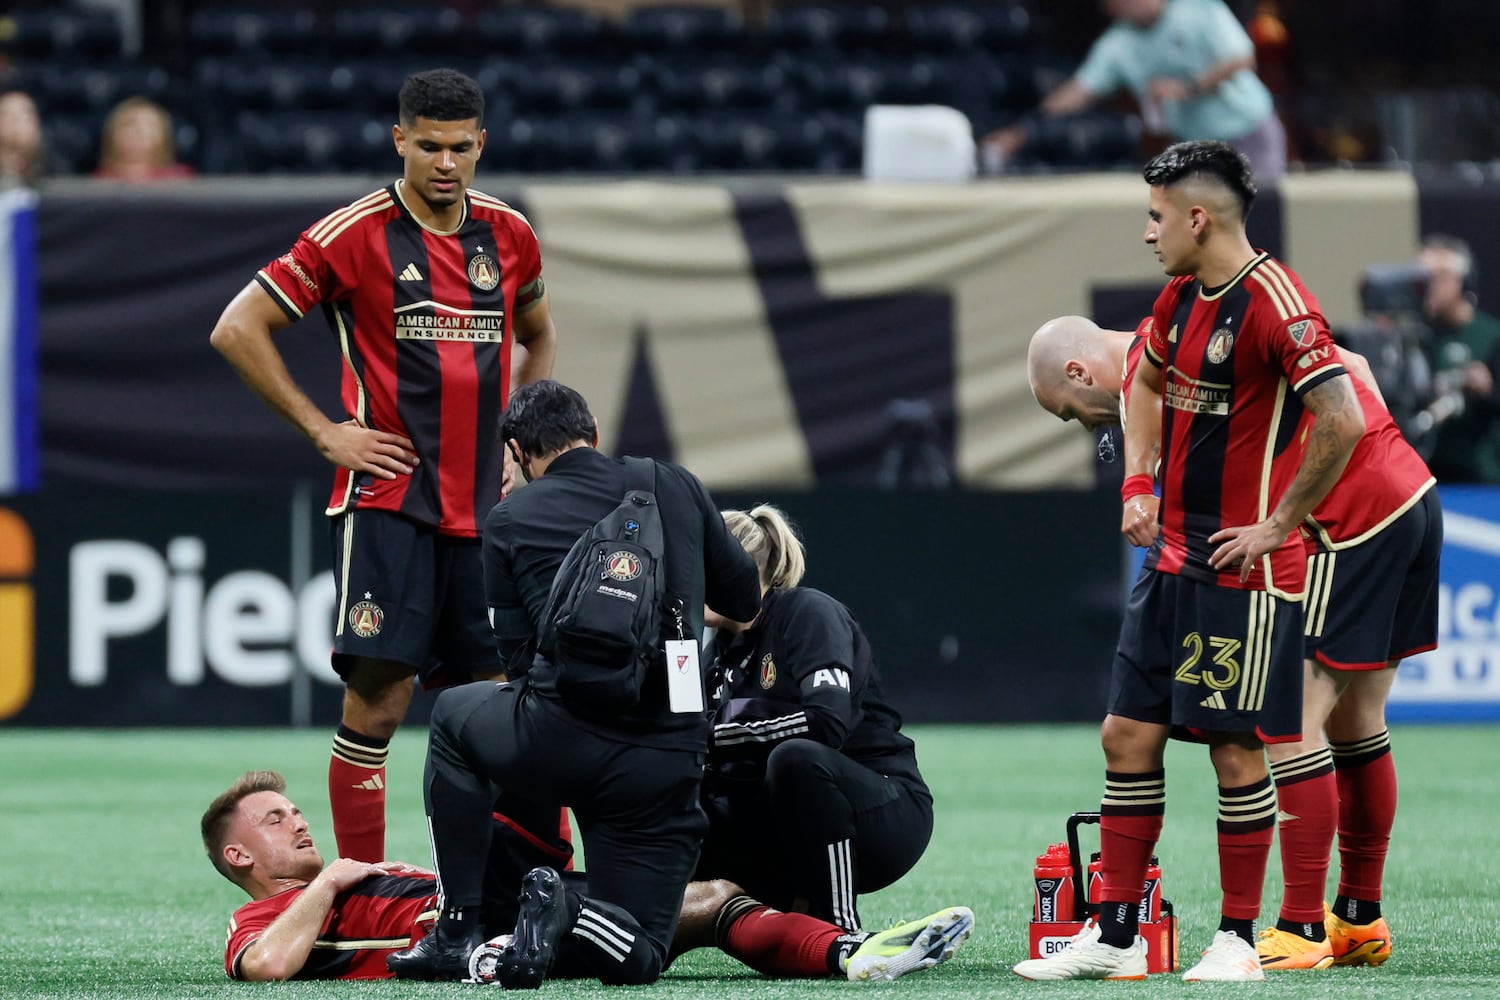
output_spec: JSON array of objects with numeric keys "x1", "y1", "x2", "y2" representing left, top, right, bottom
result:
[{"x1": 1017, "y1": 141, "x2": 1365, "y2": 983}]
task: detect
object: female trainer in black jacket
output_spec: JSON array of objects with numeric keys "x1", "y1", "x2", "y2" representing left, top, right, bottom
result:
[{"x1": 698, "y1": 504, "x2": 934, "y2": 932}]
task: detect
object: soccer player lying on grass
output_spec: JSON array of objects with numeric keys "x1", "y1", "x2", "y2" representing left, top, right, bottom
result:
[
  {"x1": 202, "y1": 771, "x2": 972, "y2": 983},
  {"x1": 1027, "y1": 312, "x2": 1438, "y2": 972}
]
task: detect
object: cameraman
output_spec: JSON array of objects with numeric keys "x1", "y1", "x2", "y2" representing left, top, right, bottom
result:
[{"x1": 1419, "y1": 234, "x2": 1500, "y2": 483}]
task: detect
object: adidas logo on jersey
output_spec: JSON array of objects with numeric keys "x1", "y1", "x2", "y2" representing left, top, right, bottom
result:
[
  {"x1": 353, "y1": 775, "x2": 385, "y2": 791},
  {"x1": 399, "y1": 263, "x2": 424, "y2": 282},
  {"x1": 1198, "y1": 692, "x2": 1226, "y2": 710}
]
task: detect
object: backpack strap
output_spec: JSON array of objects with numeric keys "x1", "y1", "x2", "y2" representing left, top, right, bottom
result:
[{"x1": 624, "y1": 456, "x2": 657, "y2": 495}]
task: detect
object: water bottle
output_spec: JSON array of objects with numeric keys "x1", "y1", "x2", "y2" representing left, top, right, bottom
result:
[{"x1": 1033, "y1": 843, "x2": 1075, "y2": 922}]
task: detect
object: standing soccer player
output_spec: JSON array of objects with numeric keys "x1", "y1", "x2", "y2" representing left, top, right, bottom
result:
[
  {"x1": 1015, "y1": 140, "x2": 1364, "y2": 982},
  {"x1": 209, "y1": 68, "x2": 557, "y2": 863},
  {"x1": 1028, "y1": 315, "x2": 1441, "y2": 971}
]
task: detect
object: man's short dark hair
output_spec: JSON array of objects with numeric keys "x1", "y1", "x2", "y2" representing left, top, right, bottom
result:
[
  {"x1": 1142, "y1": 140, "x2": 1257, "y2": 221},
  {"x1": 398, "y1": 68, "x2": 484, "y2": 127},
  {"x1": 502, "y1": 380, "x2": 596, "y2": 458},
  {"x1": 201, "y1": 770, "x2": 286, "y2": 885}
]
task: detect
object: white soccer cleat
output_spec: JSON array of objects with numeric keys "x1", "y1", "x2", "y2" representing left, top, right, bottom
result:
[
  {"x1": 1012, "y1": 920, "x2": 1148, "y2": 981},
  {"x1": 1182, "y1": 929, "x2": 1266, "y2": 981},
  {"x1": 845, "y1": 905, "x2": 975, "y2": 982}
]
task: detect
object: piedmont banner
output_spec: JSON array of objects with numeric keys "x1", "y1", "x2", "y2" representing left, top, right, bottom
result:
[{"x1": 0, "y1": 489, "x2": 1124, "y2": 727}]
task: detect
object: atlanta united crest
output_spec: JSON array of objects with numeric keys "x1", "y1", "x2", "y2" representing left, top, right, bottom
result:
[
  {"x1": 605, "y1": 551, "x2": 642, "y2": 581},
  {"x1": 468, "y1": 252, "x2": 499, "y2": 292},
  {"x1": 1207, "y1": 327, "x2": 1235, "y2": 364},
  {"x1": 348, "y1": 600, "x2": 384, "y2": 638},
  {"x1": 760, "y1": 653, "x2": 777, "y2": 689}
]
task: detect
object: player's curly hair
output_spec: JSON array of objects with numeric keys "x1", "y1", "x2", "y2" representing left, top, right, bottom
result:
[
  {"x1": 201, "y1": 770, "x2": 286, "y2": 885},
  {"x1": 722, "y1": 505, "x2": 806, "y2": 591},
  {"x1": 399, "y1": 68, "x2": 485, "y2": 126},
  {"x1": 1143, "y1": 140, "x2": 1257, "y2": 221}
]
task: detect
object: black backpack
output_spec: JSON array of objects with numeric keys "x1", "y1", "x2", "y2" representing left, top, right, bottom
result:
[{"x1": 537, "y1": 457, "x2": 675, "y2": 714}]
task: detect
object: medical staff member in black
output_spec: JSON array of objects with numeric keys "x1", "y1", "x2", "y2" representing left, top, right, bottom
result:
[
  {"x1": 698, "y1": 505, "x2": 934, "y2": 932},
  {"x1": 387, "y1": 380, "x2": 761, "y2": 986}
]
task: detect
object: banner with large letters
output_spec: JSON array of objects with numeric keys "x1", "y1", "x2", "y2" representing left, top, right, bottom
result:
[
  {"x1": 34, "y1": 172, "x2": 1423, "y2": 494},
  {"x1": 0, "y1": 489, "x2": 1126, "y2": 727}
]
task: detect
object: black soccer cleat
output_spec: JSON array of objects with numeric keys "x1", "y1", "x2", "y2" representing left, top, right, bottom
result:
[
  {"x1": 386, "y1": 919, "x2": 485, "y2": 981},
  {"x1": 494, "y1": 866, "x2": 572, "y2": 989}
]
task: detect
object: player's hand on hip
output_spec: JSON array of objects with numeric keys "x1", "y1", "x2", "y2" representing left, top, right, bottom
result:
[
  {"x1": 1121, "y1": 495, "x2": 1160, "y2": 547},
  {"x1": 1208, "y1": 520, "x2": 1287, "y2": 583},
  {"x1": 317, "y1": 420, "x2": 418, "y2": 479}
]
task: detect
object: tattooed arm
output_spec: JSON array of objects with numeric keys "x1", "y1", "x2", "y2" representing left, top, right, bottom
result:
[{"x1": 1208, "y1": 372, "x2": 1365, "y2": 581}]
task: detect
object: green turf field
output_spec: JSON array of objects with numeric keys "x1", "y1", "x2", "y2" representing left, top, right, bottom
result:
[{"x1": 3, "y1": 724, "x2": 1497, "y2": 999}]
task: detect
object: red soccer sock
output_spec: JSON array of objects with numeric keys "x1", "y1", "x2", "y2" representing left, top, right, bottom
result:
[
  {"x1": 1271, "y1": 748, "x2": 1337, "y2": 924},
  {"x1": 1217, "y1": 776, "x2": 1277, "y2": 921},
  {"x1": 1097, "y1": 770, "x2": 1165, "y2": 946},
  {"x1": 1332, "y1": 731, "x2": 1396, "y2": 901},
  {"x1": 328, "y1": 725, "x2": 389, "y2": 862},
  {"x1": 717, "y1": 897, "x2": 849, "y2": 978}
]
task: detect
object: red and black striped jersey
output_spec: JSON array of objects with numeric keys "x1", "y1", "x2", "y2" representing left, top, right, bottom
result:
[
  {"x1": 224, "y1": 872, "x2": 437, "y2": 981},
  {"x1": 1305, "y1": 373, "x2": 1435, "y2": 548},
  {"x1": 257, "y1": 181, "x2": 545, "y2": 536},
  {"x1": 1143, "y1": 253, "x2": 1346, "y2": 598},
  {"x1": 1119, "y1": 316, "x2": 1152, "y2": 420}
]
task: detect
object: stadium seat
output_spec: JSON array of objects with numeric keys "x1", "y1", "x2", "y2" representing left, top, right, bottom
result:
[
  {"x1": 649, "y1": 58, "x2": 784, "y2": 114},
  {"x1": 791, "y1": 60, "x2": 887, "y2": 111},
  {"x1": 511, "y1": 64, "x2": 602, "y2": 115},
  {"x1": 1017, "y1": 111, "x2": 1140, "y2": 170},
  {"x1": 902, "y1": 2, "x2": 1031, "y2": 54},
  {"x1": 44, "y1": 112, "x2": 102, "y2": 174},
  {"x1": 236, "y1": 112, "x2": 391, "y2": 174},
  {"x1": 764, "y1": 5, "x2": 891, "y2": 53},
  {"x1": 622, "y1": 5, "x2": 744, "y2": 53},
  {"x1": 12, "y1": 6, "x2": 122, "y2": 60},
  {"x1": 329, "y1": 6, "x2": 466, "y2": 56},
  {"x1": 475, "y1": 6, "x2": 608, "y2": 56},
  {"x1": 187, "y1": 6, "x2": 318, "y2": 56},
  {"x1": 19, "y1": 62, "x2": 171, "y2": 115},
  {"x1": 196, "y1": 59, "x2": 362, "y2": 114}
]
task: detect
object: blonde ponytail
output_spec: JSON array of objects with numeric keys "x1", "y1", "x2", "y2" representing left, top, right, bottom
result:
[{"x1": 721, "y1": 504, "x2": 806, "y2": 590}]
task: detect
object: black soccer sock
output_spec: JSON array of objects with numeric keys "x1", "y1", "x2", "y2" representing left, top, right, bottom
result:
[
  {"x1": 1096, "y1": 901, "x2": 1139, "y2": 949},
  {"x1": 1219, "y1": 916, "x2": 1254, "y2": 941},
  {"x1": 1332, "y1": 894, "x2": 1382, "y2": 925},
  {"x1": 1275, "y1": 916, "x2": 1327, "y2": 942}
]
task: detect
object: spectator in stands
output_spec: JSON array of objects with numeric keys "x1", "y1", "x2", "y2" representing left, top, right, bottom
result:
[
  {"x1": 1419, "y1": 233, "x2": 1500, "y2": 482},
  {"x1": 93, "y1": 96, "x2": 195, "y2": 182},
  {"x1": 0, "y1": 90, "x2": 46, "y2": 185},
  {"x1": 983, "y1": 0, "x2": 1286, "y2": 180}
]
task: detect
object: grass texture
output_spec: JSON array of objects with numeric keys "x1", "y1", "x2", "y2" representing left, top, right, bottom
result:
[{"x1": 2, "y1": 724, "x2": 1497, "y2": 999}]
